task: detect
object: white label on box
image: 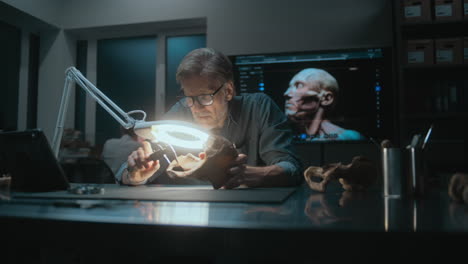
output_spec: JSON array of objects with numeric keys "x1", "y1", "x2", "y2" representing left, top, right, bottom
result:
[
  {"x1": 464, "y1": 48, "x2": 468, "y2": 60},
  {"x1": 465, "y1": 3, "x2": 468, "y2": 15},
  {"x1": 405, "y1": 6, "x2": 422, "y2": 17},
  {"x1": 408, "y1": 51, "x2": 425, "y2": 63},
  {"x1": 437, "y1": 49, "x2": 453, "y2": 62},
  {"x1": 435, "y1": 4, "x2": 453, "y2": 17}
]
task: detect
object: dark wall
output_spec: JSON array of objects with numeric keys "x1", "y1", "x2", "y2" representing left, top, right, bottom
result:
[
  {"x1": 0, "y1": 20, "x2": 21, "y2": 131},
  {"x1": 27, "y1": 33, "x2": 39, "y2": 129}
]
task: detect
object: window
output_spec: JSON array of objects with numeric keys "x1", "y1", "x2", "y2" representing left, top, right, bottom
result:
[
  {"x1": 95, "y1": 36, "x2": 157, "y2": 145},
  {"x1": 165, "y1": 35, "x2": 206, "y2": 111}
]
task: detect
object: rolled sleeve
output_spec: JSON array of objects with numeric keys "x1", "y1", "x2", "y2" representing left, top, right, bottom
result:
[{"x1": 276, "y1": 160, "x2": 303, "y2": 185}]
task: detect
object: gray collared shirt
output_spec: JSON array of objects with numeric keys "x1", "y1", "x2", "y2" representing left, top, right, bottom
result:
[{"x1": 162, "y1": 93, "x2": 303, "y2": 186}]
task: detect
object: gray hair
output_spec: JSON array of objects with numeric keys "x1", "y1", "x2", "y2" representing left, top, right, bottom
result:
[{"x1": 176, "y1": 48, "x2": 233, "y2": 86}]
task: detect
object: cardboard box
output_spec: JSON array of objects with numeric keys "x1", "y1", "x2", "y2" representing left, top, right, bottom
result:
[
  {"x1": 465, "y1": 0, "x2": 468, "y2": 19},
  {"x1": 464, "y1": 37, "x2": 468, "y2": 63},
  {"x1": 435, "y1": 38, "x2": 463, "y2": 64},
  {"x1": 402, "y1": 0, "x2": 432, "y2": 23},
  {"x1": 434, "y1": 0, "x2": 463, "y2": 20},
  {"x1": 406, "y1": 39, "x2": 434, "y2": 65}
]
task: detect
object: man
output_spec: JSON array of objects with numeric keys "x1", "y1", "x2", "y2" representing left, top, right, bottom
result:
[
  {"x1": 122, "y1": 48, "x2": 302, "y2": 188},
  {"x1": 283, "y1": 68, "x2": 364, "y2": 141}
]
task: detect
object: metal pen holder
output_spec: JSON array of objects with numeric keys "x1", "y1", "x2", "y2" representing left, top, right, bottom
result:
[
  {"x1": 382, "y1": 148, "x2": 405, "y2": 197},
  {"x1": 382, "y1": 147, "x2": 427, "y2": 197},
  {"x1": 407, "y1": 147, "x2": 426, "y2": 197}
]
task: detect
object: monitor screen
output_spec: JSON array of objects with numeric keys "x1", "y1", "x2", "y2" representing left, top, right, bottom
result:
[{"x1": 230, "y1": 47, "x2": 394, "y2": 143}]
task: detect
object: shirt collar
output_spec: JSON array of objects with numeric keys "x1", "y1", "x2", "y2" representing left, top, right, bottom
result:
[
  {"x1": 212, "y1": 96, "x2": 240, "y2": 136},
  {"x1": 227, "y1": 96, "x2": 241, "y2": 126}
]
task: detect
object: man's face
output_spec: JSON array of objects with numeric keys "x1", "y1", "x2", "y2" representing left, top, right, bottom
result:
[
  {"x1": 180, "y1": 76, "x2": 231, "y2": 130},
  {"x1": 284, "y1": 72, "x2": 323, "y2": 122}
]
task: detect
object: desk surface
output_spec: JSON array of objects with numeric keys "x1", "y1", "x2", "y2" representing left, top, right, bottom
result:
[
  {"x1": 1, "y1": 182, "x2": 468, "y2": 263},
  {"x1": 1, "y1": 183, "x2": 467, "y2": 233}
]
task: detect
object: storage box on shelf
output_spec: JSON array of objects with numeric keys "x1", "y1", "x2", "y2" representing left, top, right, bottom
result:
[
  {"x1": 435, "y1": 38, "x2": 464, "y2": 64},
  {"x1": 406, "y1": 39, "x2": 434, "y2": 65},
  {"x1": 434, "y1": 0, "x2": 463, "y2": 21},
  {"x1": 402, "y1": 0, "x2": 432, "y2": 23},
  {"x1": 465, "y1": 0, "x2": 468, "y2": 19}
]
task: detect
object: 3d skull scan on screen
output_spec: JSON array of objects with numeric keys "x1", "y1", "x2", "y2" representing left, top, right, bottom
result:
[
  {"x1": 284, "y1": 68, "x2": 365, "y2": 141},
  {"x1": 230, "y1": 47, "x2": 395, "y2": 143}
]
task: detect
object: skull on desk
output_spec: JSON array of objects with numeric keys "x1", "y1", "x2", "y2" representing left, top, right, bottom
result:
[
  {"x1": 166, "y1": 135, "x2": 238, "y2": 189},
  {"x1": 448, "y1": 172, "x2": 468, "y2": 204},
  {"x1": 304, "y1": 156, "x2": 378, "y2": 192}
]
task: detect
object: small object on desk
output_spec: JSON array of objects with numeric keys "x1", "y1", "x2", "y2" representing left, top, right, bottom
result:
[
  {"x1": 380, "y1": 139, "x2": 393, "y2": 148},
  {"x1": 68, "y1": 185, "x2": 105, "y2": 195},
  {"x1": 421, "y1": 124, "x2": 433, "y2": 149},
  {"x1": 304, "y1": 156, "x2": 378, "y2": 192},
  {"x1": 448, "y1": 172, "x2": 468, "y2": 204},
  {"x1": 410, "y1": 134, "x2": 421, "y2": 148},
  {"x1": 0, "y1": 175, "x2": 12, "y2": 200},
  {"x1": 404, "y1": 125, "x2": 432, "y2": 195},
  {"x1": 0, "y1": 175, "x2": 11, "y2": 187},
  {"x1": 381, "y1": 145, "x2": 405, "y2": 197},
  {"x1": 53, "y1": 200, "x2": 112, "y2": 209}
]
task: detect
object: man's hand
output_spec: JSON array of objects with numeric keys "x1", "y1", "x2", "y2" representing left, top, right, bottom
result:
[
  {"x1": 222, "y1": 153, "x2": 248, "y2": 189},
  {"x1": 124, "y1": 141, "x2": 160, "y2": 185},
  {"x1": 222, "y1": 153, "x2": 290, "y2": 189}
]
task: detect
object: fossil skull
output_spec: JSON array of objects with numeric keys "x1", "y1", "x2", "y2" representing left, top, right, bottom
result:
[
  {"x1": 166, "y1": 135, "x2": 238, "y2": 189},
  {"x1": 304, "y1": 156, "x2": 377, "y2": 192}
]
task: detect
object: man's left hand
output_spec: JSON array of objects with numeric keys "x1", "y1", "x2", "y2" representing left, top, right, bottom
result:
[
  {"x1": 222, "y1": 153, "x2": 248, "y2": 189},
  {"x1": 223, "y1": 161, "x2": 287, "y2": 189}
]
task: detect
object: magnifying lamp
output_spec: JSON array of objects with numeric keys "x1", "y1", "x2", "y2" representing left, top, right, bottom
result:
[
  {"x1": 53, "y1": 67, "x2": 210, "y2": 165},
  {"x1": 134, "y1": 120, "x2": 211, "y2": 172}
]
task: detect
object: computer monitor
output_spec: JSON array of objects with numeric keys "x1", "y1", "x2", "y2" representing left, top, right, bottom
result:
[
  {"x1": 0, "y1": 129, "x2": 70, "y2": 192},
  {"x1": 230, "y1": 47, "x2": 395, "y2": 143}
]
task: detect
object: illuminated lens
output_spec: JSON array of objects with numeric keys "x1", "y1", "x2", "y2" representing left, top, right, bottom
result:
[{"x1": 150, "y1": 124, "x2": 210, "y2": 149}]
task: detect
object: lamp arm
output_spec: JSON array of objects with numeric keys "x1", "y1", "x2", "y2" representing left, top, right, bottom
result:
[{"x1": 52, "y1": 66, "x2": 146, "y2": 157}]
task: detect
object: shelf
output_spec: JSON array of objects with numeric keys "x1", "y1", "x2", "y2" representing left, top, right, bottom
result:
[
  {"x1": 402, "y1": 64, "x2": 468, "y2": 70},
  {"x1": 402, "y1": 113, "x2": 468, "y2": 120},
  {"x1": 401, "y1": 19, "x2": 468, "y2": 27},
  {"x1": 400, "y1": 19, "x2": 468, "y2": 38},
  {"x1": 395, "y1": 2, "x2": 468, "y2": 171}
]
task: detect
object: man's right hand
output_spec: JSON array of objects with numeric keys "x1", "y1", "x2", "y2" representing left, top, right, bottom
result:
[{"x1": 124, "y1": 141, "x2": 160, "y2": 185}]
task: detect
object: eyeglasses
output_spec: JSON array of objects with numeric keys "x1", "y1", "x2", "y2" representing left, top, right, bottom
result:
[{"x1": 178, "y1": 83, "x2": 225, "y2": 107}]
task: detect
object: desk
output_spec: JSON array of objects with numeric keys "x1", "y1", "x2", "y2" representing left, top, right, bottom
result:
[{"x1": 1, "y1": 183, "x2": 467, "y2": 263}]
